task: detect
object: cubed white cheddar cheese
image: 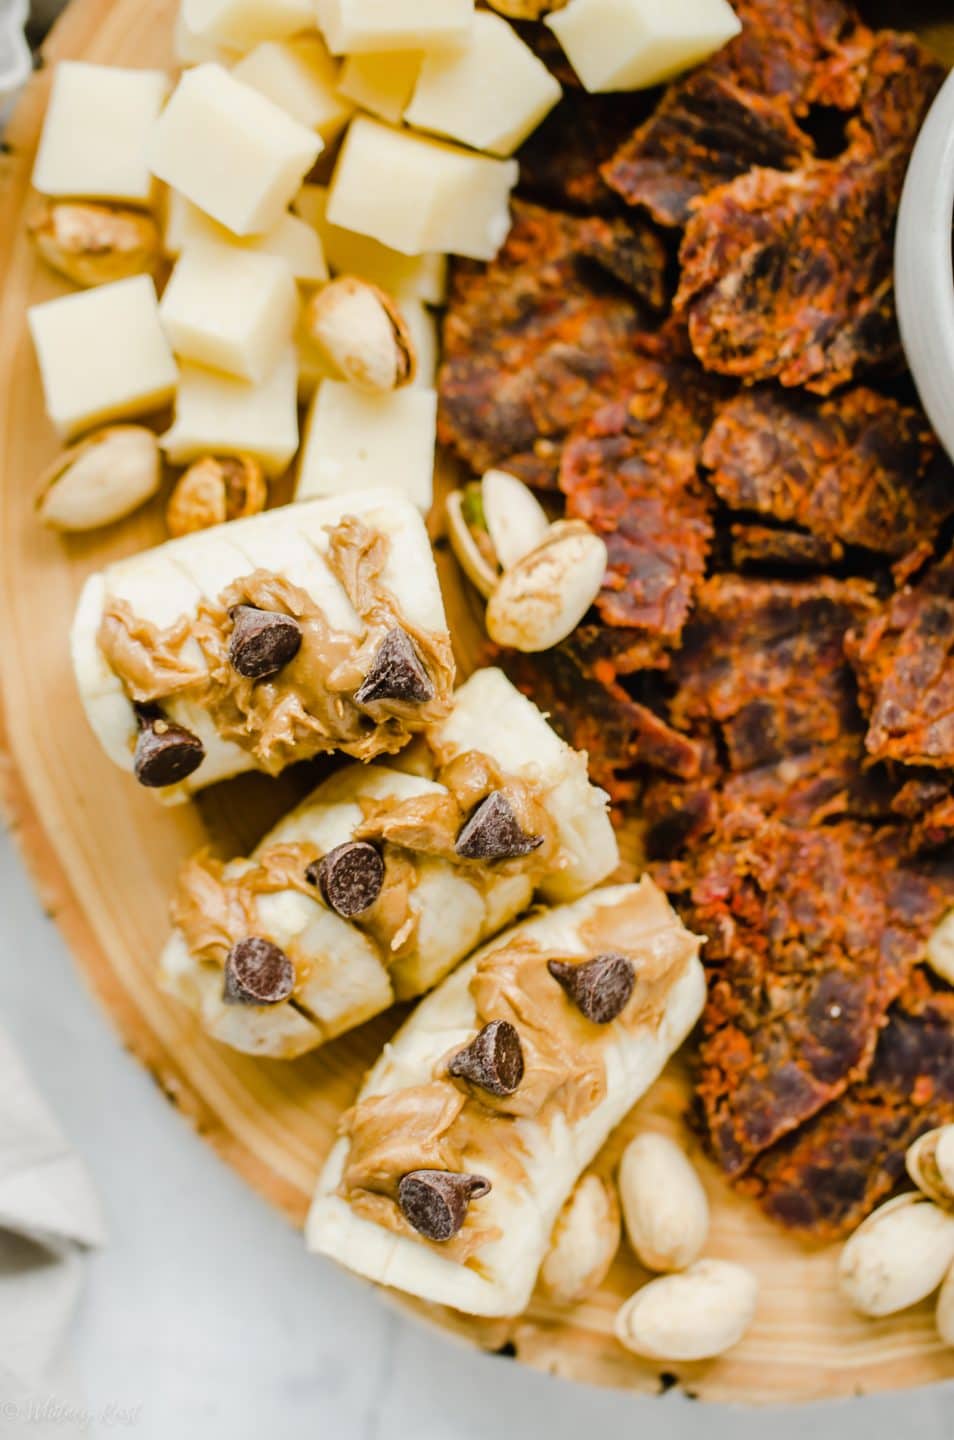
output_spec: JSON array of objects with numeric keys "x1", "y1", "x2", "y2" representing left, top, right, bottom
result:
[
  {"x1": 318, "y1": 0, "x2": 474, "y2": 55},
  {"x1": 297, "y1": 380, "x2": 436, "y2": 510},
  {"x1": 149, "y1": 64, "x2": 322, "y2": 236},
  {"x1": 231, "y1": 37, "x2": 355, "y2": 139},
  {"x1": 28, "y1": 276, "x2": 177, "y2": 438},
  {"x1": 162, "y1": 348, "x2": 299, "y2": 475},
  {"x1": 405, "y1": 12, "x2": 561, "y2": 157},
  {"x1": 327, "y1": 118, "x2": 517, "y2": 260},
  {"x1": 164, "y1": 192, "x2": 328, "y2": 282},
  {"x1": 32, "y1": 62, "x2": 168, "y2": 205},
  {"x1": 295, "y1": 184, "x2": 446, "y2": 302},
  {"x1": 173, "y1": 12, "x2": 237, "y2": 66},
  {"x1": 159, "y1": 240, "x2": 298, "y2": 382},
  {"x1": 337, "y1": 50, "x2": 421, "y2": 125},
  {"x1": 546, "y1": 0, "x2": 741, "y2": 93},
  {"x1": 402, "y1": 301, "x2": 438, "y2": 389},
  {"x1": 183, "y1": 0, "x2": 318, "y2": 49}
]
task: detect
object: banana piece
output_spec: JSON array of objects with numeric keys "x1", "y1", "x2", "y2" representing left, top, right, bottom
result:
[
  {"x1": 71, "y1": 489, "x2": 452, "y2": 802},
  {"x1": 306, "y1": 881, "x2": 706, "y2": 1317},
  {"x1": 428, "y1": 667, "x2": 617, "y2": 903},
  {"x1": 159, "y1": 668, "x2": 618, "y2": 1056}
]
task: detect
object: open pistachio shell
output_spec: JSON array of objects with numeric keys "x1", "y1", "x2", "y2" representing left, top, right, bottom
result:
[
  {"x1": 907, "y1": 1126, "x2": 954, "y2": 1208},
  {"x1": 446, "y1": 490, "x2": 498, "y2": 600}
]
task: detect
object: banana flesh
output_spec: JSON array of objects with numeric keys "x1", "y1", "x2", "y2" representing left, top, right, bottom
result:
[{"x1": 305, "y1": 882, "x2": 705, "y2": 1317}]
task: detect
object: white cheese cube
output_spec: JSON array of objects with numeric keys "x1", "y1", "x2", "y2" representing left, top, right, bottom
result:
[
  {"x1": 163, "y1": 192, "x2": 328, "y2": 282},
  {"x1": 405, "y1": 12, "x2": 561, "y2": 156},
  {"x1": 32, "y1": 62, "x2": 168, "y2": 205},
  {"x1": 546, "y1": 0, "x2": 741, "y2": 93},
  {"x1": 231, "y1": 37, "x2": 354, "y2": 139},
  {"x1": 159, "y1": 240, "x2": 299, "y2": 382},
  {"x1": 402, "y1": 301, "x2": 438, "y2": 390},
  {"x1": 337, "y1": 51, "x2": 421, "y2": 125},
  {"x1": 183, "y1": 0, "x2": 318, "y2": 49},
  {"x1": 318, "y1": 0, "x2": 474, "y2": 55},
  {"x1": 297, "y1": 381, "x2": 436, "y2": 510},
  {"x1": 162, "y1": 349, "x2": 300, "y2": 476},
  {"x1": 173, "y1": 12, "x2": 237, "y2": 66},
  {"x1": 28, "y1": 276, "x2": 177, "y2": 438},
  {"x1": 295, "y1": 184, "x2": 446, "y2": 301},
  {"x1": 149, "y1": 64, "x2": 322, "y2": 236},
  {"x1": 327, "y1": 118, "x2": 517, "y2": 260}
]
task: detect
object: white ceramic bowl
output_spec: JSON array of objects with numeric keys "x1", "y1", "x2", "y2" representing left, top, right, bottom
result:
[{"x1": 896, "y1": 70, "x2": 954, "y2": 463}]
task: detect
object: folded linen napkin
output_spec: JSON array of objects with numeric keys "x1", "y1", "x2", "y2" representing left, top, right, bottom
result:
[{"x1": 0, "y1": 1021, "x2": 105, "y2": 1408}]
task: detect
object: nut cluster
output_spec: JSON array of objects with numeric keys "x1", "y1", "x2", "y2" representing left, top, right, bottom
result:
[{"x1": 447, "y1": 469, "x2": 607, "y2": 653}]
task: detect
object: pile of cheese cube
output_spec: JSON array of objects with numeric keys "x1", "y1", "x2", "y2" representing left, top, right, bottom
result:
[{"x1": 26, "y1": 0, "x2": 740, "y2": 515}]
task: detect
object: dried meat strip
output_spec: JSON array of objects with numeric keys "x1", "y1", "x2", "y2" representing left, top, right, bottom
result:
[
  {"x1": 559, "y1": 358, "x2": 722, "y2": 659},
  {"x1": 601, "y1": 0, "x2": 870, "y2": 226},
  {"x1": 742, "y1": 970, "x2": 954, "y2": 1238},
  {"x1": 670, "y1": 575, "x2": 876, "y2": 774},
  {"x1": 675, "y1": 35, "x2": 942, "y2": 392},
  {"x1": 702, "y1": 388, "x2": 948, "y2": 557},
  {"x1": 675, "y1": 151, "x2": 905, "y2": 393},
  {"x1": 848, "y1": 30, "x2": 947, "y2": 156},
  {"x1": 848, "y1": 545, "x2": 954, "y2": 769},
  {"x1": 602, "y1": 72, "x2": 812, "y2": 228},
  {"x1": 683, "y1": 820, "x2": 950, "y2": 1176},
  {"x1": 438, "y1": 203, "x2": 668, "y2": 488}
]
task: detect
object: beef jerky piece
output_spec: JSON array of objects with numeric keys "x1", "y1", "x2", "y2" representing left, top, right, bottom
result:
[
  {"x1": 518, "y1": 89, "x2": 653, "y2": 214},
  {"x1": 721, "y1": 742, "x2": 896, "y2": 828},
  {"x1": 742, "y1": 970, "x2": 954, "y2": 1238},
  {"x1": 602, "y1": 0, "x2": 872, "y2": 226},
  {"x1": 704, "y1": 388, "x2": 948, "y2": 558},
  {"x1": 892, "y1": 777, "x2": 954, "y2": 855},
  {"x1": 687, "y1": 819, "x2": 950, "y2": 1175},
  {"x1": 729, "y1": 524, "x2": 840, "y2": 570},
  {"x1": 559, "y1": 359, "x2": 720, "y2": 654},
  {"x1": 670, "y1": 575, "x2": 876, "y2": 774},
  {"x1": 675, "y1": 147, "x2": 908, "y2": 394},
  {"x1": 643, "y1": 776, "x2": 720, "y2": 860},
  {"x1": 713, "y1": 0, "x2": 870, "y2": 111},
  {"x1": 504, "y1": 648, "x2": 700, "y2": 804},
  {"x1": 602, "y1": 72, "x2": 812, "y2": 228},
  {"x1": 847, "y1": 30, "x2": 946, "y2": 157},
  {"x1": 439, "y1": 203, "x2": 667, "y2": 487},
  {"x1": 848, "y1": 545, "x2": 954, "y2": 768}
]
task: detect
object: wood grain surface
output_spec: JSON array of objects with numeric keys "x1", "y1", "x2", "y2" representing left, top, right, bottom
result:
[{"x1": 1, "y1": 0, "x2": 953, "y2": 1404}]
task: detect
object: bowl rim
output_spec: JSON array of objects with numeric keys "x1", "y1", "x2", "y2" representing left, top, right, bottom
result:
[{"x1": 896, "y1": 69, "x2": 954, "y2": 465}]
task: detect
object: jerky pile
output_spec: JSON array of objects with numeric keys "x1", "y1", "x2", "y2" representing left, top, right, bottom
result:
[{"x1": 438, "y1": 0, "x2": 954, "y2": 1239}]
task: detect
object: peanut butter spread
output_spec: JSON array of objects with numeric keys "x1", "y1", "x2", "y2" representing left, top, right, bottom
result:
[
  {"x1": 172, "y1": 842, "x2": 321, "y2": 996},
  {"x1": 340, "y1": 885, "x2": 701, "y2": 1265},
  {"x1": 98, "y1": 518, "x2": 455, "y2": 772},
  {"x1": 173, "y1": 748, "x2": 560, "y2": 984}
]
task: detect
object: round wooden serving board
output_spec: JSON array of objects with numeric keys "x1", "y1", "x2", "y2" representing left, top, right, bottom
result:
[{"x1": 2, "y1": 0, "x2": 954, "y2": 1405}]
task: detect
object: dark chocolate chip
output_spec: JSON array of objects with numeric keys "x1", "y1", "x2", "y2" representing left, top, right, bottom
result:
[
  {"x1": 397, "y1": 1170, "x2": 491, "y2": 1242},
  {"x1": 354, "y1": 627, "x2": 434, "y2": 706},
  {"x1": 455, "y1": 791, "x2": 545, "y2": 862},
  {"x1": 448, "y1": 1020, "x2": 525, "y2": 1097},
  {"x1": 228, "y1": 605, "x2": 302, "y2": 680},
  {"x1": 132, "y1": 708, "x2": 205, "y2": 788},
  {"x1": 223, "y1": 937, "x2": 295, "y2": 1006},
  {"x1": 306, "y1": 841, "x2": 385, "y2": 917},
  {"x1": 547, "y1": 952, "x2": 636, "y2": 1024}
]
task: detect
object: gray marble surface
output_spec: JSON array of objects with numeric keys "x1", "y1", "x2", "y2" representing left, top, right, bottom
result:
[{"x1": 1, "y1": 829, "x2": 953, "y2": 1439}]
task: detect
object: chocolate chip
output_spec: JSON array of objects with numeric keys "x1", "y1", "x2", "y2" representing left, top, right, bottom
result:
[
  {"x1": 132, "y1": 707, "x2": 205, "y2": 788},
  {"x1": 354, "y1": 627, "x2": 434, "y2": 706},
  {"x1": 228, "y1": 605, "x2": 302, "y2": 680},
  {"x1": 397, "y1": 1170, "x2": 491, "y2": 1242},
  {"x1": 306, "y1": 841, "x2": 385, "y2": 917},
  {"x1": 223, "y1": 937, "x2": 295, "y2": 1006},
  {"x1": 448, "y1": 1020, "x2": 525, "y2": 1097},
  {"x1": 455, "y1": 791, "x2": 545, "y2": 862},
  {"x1": 547, "y1": 952, "x2": 636, "y2": 1024}
]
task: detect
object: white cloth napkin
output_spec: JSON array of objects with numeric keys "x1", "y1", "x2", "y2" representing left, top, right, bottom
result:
[{"x1": 0, "y1": 1021, "x2": 105, "y2": 1414}]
